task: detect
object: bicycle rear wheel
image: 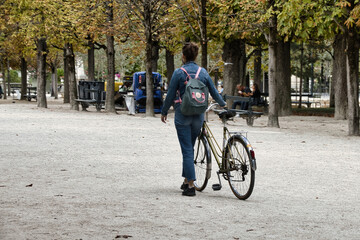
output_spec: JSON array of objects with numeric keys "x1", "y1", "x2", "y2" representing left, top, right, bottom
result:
[
  {"x1": 194, "y1": 135, "x2": 211, "y2": 191},
  {"x1": 224, "y1": 135, "x2": 255, "y2": 200}
]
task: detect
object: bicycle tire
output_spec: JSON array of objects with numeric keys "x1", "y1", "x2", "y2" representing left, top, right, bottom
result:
[
  {"x1": 194, "y1": 134, "x2": 211, "y2": 191},
  {"x1": 224, "y1": 135, "x2": 255, "y2": 200}
]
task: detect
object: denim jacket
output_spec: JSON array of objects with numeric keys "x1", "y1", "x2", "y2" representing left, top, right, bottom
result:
[{"x1": 161, "y1": 61, "x2": 226, "y2": 116}]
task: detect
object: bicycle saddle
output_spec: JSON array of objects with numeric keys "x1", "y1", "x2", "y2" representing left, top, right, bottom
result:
[{"x1": 217, "y1": 109, "x2": 236, "y2": 120}]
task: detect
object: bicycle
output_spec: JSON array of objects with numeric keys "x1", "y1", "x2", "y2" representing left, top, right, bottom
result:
[{"x1": 193, "y1": 103, "x2": 257, "y2": 200}]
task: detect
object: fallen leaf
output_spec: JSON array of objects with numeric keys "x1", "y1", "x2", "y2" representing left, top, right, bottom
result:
[{"x1": 115, "y1": 235, "x2": 132, "y2": 239}]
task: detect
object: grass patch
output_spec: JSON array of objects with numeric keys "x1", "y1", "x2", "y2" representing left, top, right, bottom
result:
[{"x1": 291, "y1": 107, "x2": 334, "y2": 117}]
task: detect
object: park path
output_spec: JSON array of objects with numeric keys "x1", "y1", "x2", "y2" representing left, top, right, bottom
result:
[{"x1": 1, "y1": 99, "x2": 359, "y2": 240}]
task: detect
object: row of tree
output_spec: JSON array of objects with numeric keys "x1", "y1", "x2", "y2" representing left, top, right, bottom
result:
[{"x1": 0, "y1": 0, "x2": 359, "y2": 135}]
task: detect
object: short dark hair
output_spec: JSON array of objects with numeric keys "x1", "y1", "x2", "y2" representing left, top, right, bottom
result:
[{"x1": 182, "y1": 42, "x2": 199, "y2": 62}]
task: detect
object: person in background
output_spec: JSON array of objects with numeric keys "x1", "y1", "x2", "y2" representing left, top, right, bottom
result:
[
  {"x1": 160, "y1": 42, "x2": 226, "y2": 197},
  {"x1": 231, "y1": 84, "x2": 251, "y2": 110},
  {"x1": 249, "y1": 83, "x2": 261, "y2": 105}
]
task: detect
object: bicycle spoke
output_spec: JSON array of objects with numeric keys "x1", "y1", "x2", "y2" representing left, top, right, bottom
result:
[
  {"x1": 194, "y1": 136, "x2": 210, "y2": 191},
  {"x1": 225, "y1": 136, "x2": 255, "y2": 200}
]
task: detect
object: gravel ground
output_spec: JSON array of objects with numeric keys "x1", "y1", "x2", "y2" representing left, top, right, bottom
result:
[{"x1": 0, "y1": 98, "x2": 359, "y2": 240}]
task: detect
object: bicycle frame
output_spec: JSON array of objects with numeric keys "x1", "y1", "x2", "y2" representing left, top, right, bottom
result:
[{"x1": 199, "y1": 113, "x2": 257, "y2": 173}]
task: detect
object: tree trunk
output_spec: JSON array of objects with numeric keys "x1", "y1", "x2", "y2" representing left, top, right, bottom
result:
[
  {"x1": 151, "y1": 40, "x2": 159, "y2": 72},
  {"x1": 332, "y1": 33, "x2": 347, "y2": 120},
  {"x1": 1, "y1": 59, "x2": 6, "y2": 99},
  {"x1": 36, "y1": 38, "x2": 47, "y2": 108},
  {"x1": 200, "y1": 0, "x2": 207, "y2": 70},
  {"x1": 65, "y1": 43, "x2": 79, "y2": 110},
  {"x1": 51, "y1": 64, "x2": 58, "y2": 99},
  {"x1": 20, "y1": 57, "x2": 28, "y2": 100},
  {"x1": 239, "y1": 40, "x2": 247, "y2": 86},
  {"x1": 222, "y1": 39, "x2": 242, "y2": 107},
  {"x1": 88, "y1": 38, "x2": 95, "y2": 81},
  {"x1": 346, "y1": 27, "x2": 359, "y2": 136},
  {"x1": 267, "y1": 13, "x2": 280, "y2": 128},
  {"x1": 299, "y1": 44, "x2": 304, "y2": 108},
  {"x1": 105, "y1": 0, "x2": 116, "y2": 113},
  {"x1": 165, "y1": 48, "x2": 175, "y2": 85},
  {"x1": 144, "y1": 0, "x2": 154, "y2": 117},
  {"x1": 63, "y1": 48, "x2": 70, "y2": 103},
  {"x1": 253, "y1": 47, "x2": 262, "y2": 91},
  {"x1": 7, "y1": 59, "x2": 10, "y2": 97},
  {"x1": 105, "y1": 34, "x2": 116, "y2": 112},
  {"x1": 277, "y1": 39, "x2": 291, "y2": 116}
]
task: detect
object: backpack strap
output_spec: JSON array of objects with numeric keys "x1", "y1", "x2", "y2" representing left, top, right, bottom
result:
[
  {"x1": 195, "y1": 67, "x2": 201, "y2": 79},
  {"x1": 180, "y1": 67, "x2": 202, "y2": 81}
]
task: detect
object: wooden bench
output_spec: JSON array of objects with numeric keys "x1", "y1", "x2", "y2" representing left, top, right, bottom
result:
[{"x1": 224, "y1": 95, "x2": 268, "y2": 126}]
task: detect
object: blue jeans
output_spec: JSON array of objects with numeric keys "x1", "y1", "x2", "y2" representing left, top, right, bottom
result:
[
  {"x1": 232, "y1": 100, "x2": 249, "y2": 110},
  {"x1": 174, "y1": 107, "x2": 204, "y2": 182}
]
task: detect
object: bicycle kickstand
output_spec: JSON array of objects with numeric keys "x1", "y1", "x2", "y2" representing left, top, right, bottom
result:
[{"x1": 212, "y1": 171, "x2": 222, "y2": 191}]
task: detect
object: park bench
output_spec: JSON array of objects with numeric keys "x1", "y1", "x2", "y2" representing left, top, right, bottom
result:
[
  {"x1": 25, "y1": 87, "x2": 37, "y2": 101},
  {"x1": 224, "y1": 95, "x2": 268, "y2": 126},
  {"x1": 75, "y1": 81, "x2": 105, "y2": 111},
  {"x1": 291, "y1": 93, "x2": 321, "y2": 108}
]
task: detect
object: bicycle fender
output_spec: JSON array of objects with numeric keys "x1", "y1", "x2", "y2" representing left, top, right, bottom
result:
[
  {"x1": 228, "y1": 135, "x2": 257, "y2": 171},
  {"x1": 240, "y1": 135, "x2": 257, "y2": 171}
]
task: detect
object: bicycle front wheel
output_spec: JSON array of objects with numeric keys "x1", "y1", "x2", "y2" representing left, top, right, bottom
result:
[
  {"x1": 194, "y1": 135, "x2": 211, "y2": 191},
  {"x1": 224, "y1": 135, "x2": 255, "y2": 200}
]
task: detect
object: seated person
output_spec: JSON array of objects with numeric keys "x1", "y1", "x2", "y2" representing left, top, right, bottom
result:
[
  {"x1": 231, "y1": 84, "x2": 251, "y2": 110},
  {"x1": 249, "y1": 83, "x2": 261, "y2": 105}
]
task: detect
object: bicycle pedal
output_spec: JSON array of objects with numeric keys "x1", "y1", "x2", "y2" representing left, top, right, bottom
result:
[{"x1": 212, "y1": 184, "x2": 222, "y2": 191}]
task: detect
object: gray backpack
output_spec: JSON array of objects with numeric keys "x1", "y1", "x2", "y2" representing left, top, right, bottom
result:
[{"x1": 177, "y1": 67, "x2": 209, "y2": 116}]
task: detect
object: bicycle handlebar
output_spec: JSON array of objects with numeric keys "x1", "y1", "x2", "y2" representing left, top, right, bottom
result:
[
  {"x1": 206, "y1": 103, "x2": 221, "y2": 112},
  {"x1": 206, "y1": 103, "x2": 236, "y2": 120}
]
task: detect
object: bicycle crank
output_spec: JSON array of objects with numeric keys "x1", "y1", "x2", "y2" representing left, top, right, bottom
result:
[{"x1": 212, "y1": 171, "x2": 222, "y2": 191}]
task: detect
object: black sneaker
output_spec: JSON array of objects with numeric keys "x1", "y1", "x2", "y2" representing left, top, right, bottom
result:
[
  {"x1": 180, "y1": 183, "x2": 189, "y2": 190},
  {"x1": 182, "y1": 187, "x2": 196, "y2": 196}
]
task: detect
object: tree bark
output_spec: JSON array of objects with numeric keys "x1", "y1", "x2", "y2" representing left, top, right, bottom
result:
[
  {"x1": 65, "y1": 43, "x2": 78, "y2": 110},
  {"x1": 332, "y1": 33, "x2": 348, "y2": 120},
  {"x1": 267, "y1": 13, "x2": 280, "y2": 128},
  {"x1": 222, "y1": 39, "x2": 242, "y2": 107},
  {"x1": 105, "y1": 0, "x2": 116, "y2": 113},
  {"x1": 239, "y1": 40, "x2": 247, "y2": 86},
  {"x1": 63, "y1": 48, "x2": 70, "y2": 103},
  {"x1": 51, "y1": 64, "x2": 58, "y2": 99},
  {"x1": 36, "y1": 38, "x2": 47, "y2": 108},
  {"x1": 88, "y1": 38, "x2": 95, "y2": 81},
  {"x1": 276, "y1": 39, "x2": 291, "y2": 116},
  {"x1": 1, "y1": 59, "x2": 6, "y2": 99},
  {"x1": 200, "y1": 0, "x2": 207, "y2": 70},
  {"x1": 151, "y1": 40, "x2": 159, "y2": 72},
  {"x1": 144, "y1": 0, "x2": 154, "y2": 117},
  {"x1": 346, "y1": 26, "x2": 359, "y2": 136},
  {"x1": 105, "y1": 34, "x2": 116, "y2": 112},
  {"x1": 253, "y1": 47, "x2": 262, "y2": 91},
  {"x1": 165, "y1": 48, "x2": 175, "y2": 85},
  {"x1": 7, "y1": 58, "x2": 10, "y2": 97},
  {"x1": 20, "y1": 57, "x2": 28, "y2": 100}
]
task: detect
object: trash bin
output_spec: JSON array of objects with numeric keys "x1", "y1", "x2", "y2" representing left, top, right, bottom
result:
[
  {"x1": 125, "y1": 94, "x2": 135, "y2": 115},
  {"x1": 14, "y1": 90, "x2": 21, "y2": 100}
]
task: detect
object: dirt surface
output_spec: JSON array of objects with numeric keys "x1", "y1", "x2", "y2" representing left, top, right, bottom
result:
[{"x1": 1, "y1": 98, "x2": 359, "y2": 240}]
